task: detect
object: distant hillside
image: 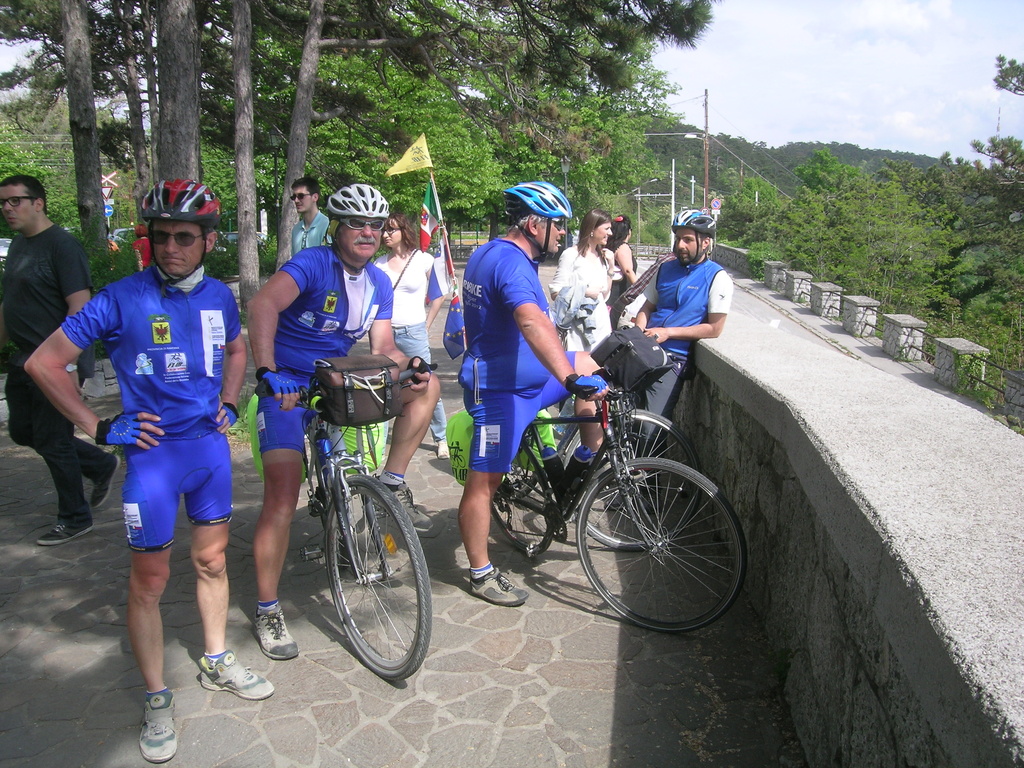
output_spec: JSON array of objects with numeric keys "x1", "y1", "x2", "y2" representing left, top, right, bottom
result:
[{"x1": 645, "y1": 117, "x2": 940, "y2": 200}]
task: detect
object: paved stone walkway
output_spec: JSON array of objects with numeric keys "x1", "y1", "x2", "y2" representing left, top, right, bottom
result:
[{"x1": 0, "y1": 261, "x2": 807, "y2": 768}]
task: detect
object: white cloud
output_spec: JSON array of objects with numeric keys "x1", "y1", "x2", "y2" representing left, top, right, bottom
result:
[{"x1": 654, "y1": 0, "x2": 1024, "y2": 158}]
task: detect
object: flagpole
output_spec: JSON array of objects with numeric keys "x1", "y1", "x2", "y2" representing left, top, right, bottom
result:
[{"x1": 430, "y1": 169, "x2": 457, "y2": 289}]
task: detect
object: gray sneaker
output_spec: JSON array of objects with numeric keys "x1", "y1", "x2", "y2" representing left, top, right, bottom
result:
[
  {"x1": 198, "y1": 651, "x2": 275, "y2": 700},
  {"x1": 140, "y1": 691, "x2": 176, "y2": 764},
  {"x1": 470, "y1": 569, "x2": 529, "y2": 607},
  {"x1": 36, "y1": 523, "x2": 93, "y2": 546},
  {"x1": 253, "y1": 610, "x2": 298, "y2": 660},
  {"x1": 90, "y1": 453, "x2": 121, "y2": 509},
  {"x1": 384, "y1": 481, "x2": 436, "y2": 537}
]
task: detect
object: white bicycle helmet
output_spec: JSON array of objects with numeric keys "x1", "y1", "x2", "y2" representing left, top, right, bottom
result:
[{"x1": 326, "y1": 184, "x2": 390, "y2": 220}]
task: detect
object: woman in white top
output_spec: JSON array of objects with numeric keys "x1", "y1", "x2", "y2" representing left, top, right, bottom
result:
[
  {"x1": 549, "y1": 208, "x2": 615, "y2": 351},
  {"x1": 375, "y1": 212, "x2": 449, "y2": 458}
]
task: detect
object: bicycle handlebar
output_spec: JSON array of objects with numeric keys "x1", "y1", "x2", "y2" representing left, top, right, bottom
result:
[{"x1": 254, "y1": 362, "x2": 436, "y2": 409}]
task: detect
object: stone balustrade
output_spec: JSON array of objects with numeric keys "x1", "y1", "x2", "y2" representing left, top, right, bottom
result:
[
  {"x1": 841, "y1": 295, "x2": 881, "y2": 337},
  {"x1": 679, "y1": 313, "x2": 1024, "y2": 768},
  {"x1": 809, "y1": 281, "x2": 843, "y2": 320},
  {"x1": 785, "y1": 270, "x2": 813, "y2": 304},
  {"x1": 764, "y1": 260, "x2": 788, "y2": 293},
  {"x1": 934, "y1": 338, "x2": 989, "y2": 392},
  {"x1": 882, "y1": 313, "x2": 927, "y2": 361}
]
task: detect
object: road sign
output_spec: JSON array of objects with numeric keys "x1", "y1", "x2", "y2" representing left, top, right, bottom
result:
[
  {"x1": 104, "y1": 204, "x2": 114, "y2": 218},
  {"x1": 711, "y1": 198, "x2": 722, "y2": 210},
  {"x1": 101, "y1": 186, "x2": 114, "y2": 201},
  {"x1": 101, "y1": 171, "x2": 119, "y2": 187},
  {"x1": 701, "y1": 207, "x2": 711, "y2": 215}
]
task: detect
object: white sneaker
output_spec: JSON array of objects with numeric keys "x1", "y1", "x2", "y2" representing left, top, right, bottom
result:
[{"x1": 435, "y1": 440, "x2": 449, "y2": 459}]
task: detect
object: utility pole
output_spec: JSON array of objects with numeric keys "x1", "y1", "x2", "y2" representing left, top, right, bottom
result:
[{"x1": 703, "y1": 89, "x2": 710, "y2": 210}]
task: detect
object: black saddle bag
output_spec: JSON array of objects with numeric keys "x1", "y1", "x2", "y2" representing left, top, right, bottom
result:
[
  {"x1": 313, "y1": 355, "x2": 404, "y2": 426},
  {"x1": 591, "y1": 326, "x2": 673, "y2": 392}
]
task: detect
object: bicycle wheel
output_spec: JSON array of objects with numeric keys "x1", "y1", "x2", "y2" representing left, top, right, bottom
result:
[
  {"x1": 576, "y1": 458, "x2": 746, "y2": 632},
  {"x1": 559, "y1": 409, "x2": 700, "y2": 470},
  {"x1": 490, "y1": 463, "x2": 557, "y2": 558},
  {"x1": 325, "y1": 474, "x2": 432, "y2": 679}
]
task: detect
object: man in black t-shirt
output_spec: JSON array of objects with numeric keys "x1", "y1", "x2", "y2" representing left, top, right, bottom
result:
[{"x1": 0, "y1": 174, "x2": 119, "y2": 545}]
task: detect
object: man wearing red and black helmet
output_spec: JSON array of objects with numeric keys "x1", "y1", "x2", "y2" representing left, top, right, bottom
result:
[
  {"x1": 26, "y1": 179, "x2": 273, "y2": 763},
  {"x1": 633, "y1": 209, "x2": 733, "y2": 420}
]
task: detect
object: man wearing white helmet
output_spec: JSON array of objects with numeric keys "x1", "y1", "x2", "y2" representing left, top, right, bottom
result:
[
  {"x1": 634, "y1": 209, "x2": 733, "y2": 420},
  {"x1": 247, "y1": 182, "x2": 440, "y2": 661}
]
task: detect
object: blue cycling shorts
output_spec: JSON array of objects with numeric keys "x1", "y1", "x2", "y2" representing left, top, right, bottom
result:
[
  {"x1": 255, "y1": 371, "x2": 313, "y2": 454},
  {"x1": 464, "y1": 353, "x2": 576, "y2": 474},
  {"x1": 122, "y1": 431, "x2": 232, "y2": 552}
]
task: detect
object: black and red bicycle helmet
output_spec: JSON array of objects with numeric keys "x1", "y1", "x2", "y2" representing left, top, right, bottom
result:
[{"x1": 141, "y1": 179, "x2": 221, "y2": 228}]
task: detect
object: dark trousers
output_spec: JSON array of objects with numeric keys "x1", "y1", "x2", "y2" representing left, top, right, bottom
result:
[
  {"x1": 5, "y1": 364, "x2": 112, "y2": 528},
  {"x1": 640, "y1": 357, "x2": 690, "y2": 422}
]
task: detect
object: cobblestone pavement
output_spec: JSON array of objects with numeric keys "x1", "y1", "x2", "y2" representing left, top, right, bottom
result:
[{"x1": 0, "y1": 263, "x2": 807, "y2": 768}]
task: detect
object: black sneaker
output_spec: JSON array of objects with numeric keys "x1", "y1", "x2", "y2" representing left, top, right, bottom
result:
[
  {"x1": 36, "y1": 523, "x2": 93, "y2": 547},
  {"x1": 90, "y1": 454, "x2": 121, "y2": 509}
]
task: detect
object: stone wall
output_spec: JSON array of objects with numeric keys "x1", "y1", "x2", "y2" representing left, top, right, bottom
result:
[{"x1": 676, "y1": 311, "x2": 1024, "y2": 768}]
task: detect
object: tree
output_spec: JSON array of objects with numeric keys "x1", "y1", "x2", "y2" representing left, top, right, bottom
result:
[
  {"x1": 233, "y1": 0, "x2": 260, "y2": 303},
  {"x1": 156, "y1": 0, "x2": 200, "y2": 178},
  {"x1": 59, "y1": 0, "x2": 105, "y2": 254}
]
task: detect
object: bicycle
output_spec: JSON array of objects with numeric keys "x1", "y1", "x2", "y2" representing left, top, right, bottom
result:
[
  {"x1": 490, "y1": 390, "x2": 746, "y2": 632},
  {"x1": 256, "y1": 368, "x2": 432, "y2": 680}
]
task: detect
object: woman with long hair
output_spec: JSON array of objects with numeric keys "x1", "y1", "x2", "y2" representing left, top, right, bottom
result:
[
  {"x1": 549, "y1": 208, "x2": 615, "y2": 351},
  {"x1": 375, "y1": 212, "x2": 450, "y2": 458},
  {"x1": 606, "y1": 214, "x2": 637, "y2": 307}
]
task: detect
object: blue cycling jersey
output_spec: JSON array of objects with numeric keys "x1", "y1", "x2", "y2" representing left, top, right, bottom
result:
[
  {"x1": 62, "y1": 268, "x2": 241, "y2": 439},
  {"x1": 648, "y1": 259, "x2": 724, "y2": 358},
  {"x1": 459, "y1": 239, "x2": 551, "y2": 392},
  {"x1": 275, "y1": 246, "x2": 394, "y2": 376}
]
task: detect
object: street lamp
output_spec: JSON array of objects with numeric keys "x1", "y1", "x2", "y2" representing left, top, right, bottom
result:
[{"x1": 560, "y1": 156, "x2": 570, "y2": 194}]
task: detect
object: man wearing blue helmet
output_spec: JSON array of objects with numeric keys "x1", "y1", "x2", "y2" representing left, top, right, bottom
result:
[
  {"x1": 456, "y1": 181, "x2": 608, "y2": 606},
  {"x1": 634, "y1": 209, "x2": 733, "y2": 420}
]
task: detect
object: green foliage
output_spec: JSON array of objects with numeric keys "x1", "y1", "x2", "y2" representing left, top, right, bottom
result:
[
  {"x1": 793, "y1": 149, "x2": 862, "y2": 193},
  {"x1": 743, "y1": 242, "x2": 780, "y2": 281}
]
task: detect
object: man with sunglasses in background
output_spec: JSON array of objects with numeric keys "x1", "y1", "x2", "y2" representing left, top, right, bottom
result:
[
  {"x1": 0, "y1": 174, "x2": 120, "y2": 546},
  {"x1": 247, "y1": 182, "x2": 440, "y2": 661},
  {"x1": 26, "y1": 179, "x2": 272, "y2": 763},
  {"x1": 289, "y1": 176, "x2": 330, "y2": 257}
]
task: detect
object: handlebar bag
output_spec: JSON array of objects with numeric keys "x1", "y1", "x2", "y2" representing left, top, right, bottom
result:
[
  {"x1": 590, "y1": 326, "x2": 673, "y2": 392},
  {"x1": 313, "y1": 354, "x2": 404, "y2": 426}
]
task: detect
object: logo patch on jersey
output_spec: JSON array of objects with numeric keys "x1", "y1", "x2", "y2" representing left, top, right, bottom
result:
[
  {"x1": 135, "y1": 353, "x2": 154, "y2": 375},
  {"x1": 322, "y1": 320, "x2": 340, "y2": 333},
  {"x1": 299, "y1": 311, "x2": 316, "y2": 327},
  {"x1": 165, "y1": 352, "x2": 187, "y2": 373},
  {"x1": 150, "y1": 315, "x2": 172, "y2": 344},
  {"x1": 323, "y1": 291, "x2": 339, "y2": 314}
]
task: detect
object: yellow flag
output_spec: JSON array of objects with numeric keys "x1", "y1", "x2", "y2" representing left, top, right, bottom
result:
[{"x1": 385, "y1": 134, "x2": 433, "y2": 176}]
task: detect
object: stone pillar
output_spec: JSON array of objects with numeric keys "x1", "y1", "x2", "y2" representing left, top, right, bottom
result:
[
  {"x1": 934, "y1": 338, "x2": 989, "y2": 391},
  {"x1": 1005, "y1": 370, "x2": 1024, "y2": 424},
  {"x1": 785, "y1": 271, "x2": 813, "y2": 304},
  {"x1": 810, "y1": 282, "x2": 843, "y2": 320},
  {"x1": 881, "y1": 314, "x2": 927, "y2": 361},
  {"x1": 842, "y1": 296, "x2": 881, "y2": 337},
  {"x1": 764, "y1": 261, "x2": 787, "y2": 293}
]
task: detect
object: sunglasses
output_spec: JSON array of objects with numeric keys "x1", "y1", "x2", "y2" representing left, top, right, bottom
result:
[
  {"x1": 549, "y1": 218, "x2": 568, "y2": 232},
  {"x1": 341, "y1": 217, "x2": 386, "y2": 231},
  {"x1": 0, "y1": 195, "x2": 38, "y2": 208},
  {"x1": 151, "y1": 230, "x2": 202, "y2": 247},
  {"x1": 290, "y1": 192, "x2": 310, "y2": 201}
]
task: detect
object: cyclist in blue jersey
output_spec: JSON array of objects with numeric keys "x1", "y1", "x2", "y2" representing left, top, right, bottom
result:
[
  {"x1": 634, "y1": 209, "x2": 733, "y2": 420},
  {"x1": 247, "y1": 182, "x2": 440, "y2": 661},
  {"x1": 26, "y1": 180, "x2": 273, "y2": 763},
  {"x1": 457, "y1": 181, "x2": 608, "y2": 607}
]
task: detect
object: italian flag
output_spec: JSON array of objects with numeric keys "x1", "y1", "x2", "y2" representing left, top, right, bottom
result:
[{"x1": 420, "y1": 179, "x2": 441, "y2": 251}]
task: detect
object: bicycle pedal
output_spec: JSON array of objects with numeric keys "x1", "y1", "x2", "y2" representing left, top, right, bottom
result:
[
  {"x1": 552, "y1": 522, "x2": 568, "y2": 543},
  {"x1": 300, "y1": 545, "x2": 324, "y2": 562}
]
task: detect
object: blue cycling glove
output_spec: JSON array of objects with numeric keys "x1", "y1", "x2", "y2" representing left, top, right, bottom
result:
[
  {"x1": 261, "y1": 371, "x2": 300, "y2": 397},
  {"x1": 564, "y1": 373, "x2": 608, "y2": 398},
  {"x1": 96, "y1": 413, "x2": 144, "y2": 445},
  {"x1": 221, "y1": 402, "x2": 238, "y2": 428}
]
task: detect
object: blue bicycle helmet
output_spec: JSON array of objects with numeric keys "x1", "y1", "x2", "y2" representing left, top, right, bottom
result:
[
  {"x1": 504, "y1": 181, "x2": 573, "y2": 224},
  {"x1": 672, "y1": 209, "x2": 716, "y2": 236}
]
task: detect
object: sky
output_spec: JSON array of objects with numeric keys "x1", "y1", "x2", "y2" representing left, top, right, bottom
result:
[
  {"x1": 653, "y1": 0, "x2": 1024, "y2": 160},
  {"x1": 2, "y1": 0, "x2": 1021, "y2": 162}
]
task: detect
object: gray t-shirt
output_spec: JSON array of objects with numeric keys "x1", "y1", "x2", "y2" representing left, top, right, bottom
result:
[{"x1": 1, "y1": 225, "x2": 92, "y2": 355}]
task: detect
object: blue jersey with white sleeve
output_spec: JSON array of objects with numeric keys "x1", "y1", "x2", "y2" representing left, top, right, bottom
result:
[
  {"x1": 61, "y1": 268, "x2": 241, "y2": 439},
  {"x1": 274, "y1": 246, "x2": 394, "y2": 376}
]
